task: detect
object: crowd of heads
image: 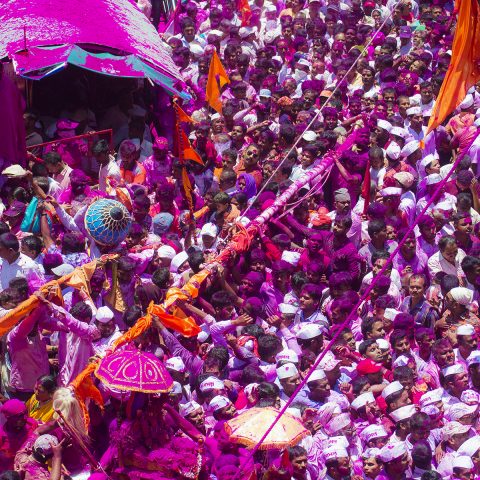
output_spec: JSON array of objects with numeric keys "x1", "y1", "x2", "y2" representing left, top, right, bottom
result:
[{"x1": 1, "y1": 0, "x2": 480, "y2": 478}]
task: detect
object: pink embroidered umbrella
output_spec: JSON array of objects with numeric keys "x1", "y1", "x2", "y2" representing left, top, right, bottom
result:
[{"x1": 95, "y1": 349, "x2": 173, "y2": 394}]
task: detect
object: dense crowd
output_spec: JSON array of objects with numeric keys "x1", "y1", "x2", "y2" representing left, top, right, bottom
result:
[{"x1": 1, "y1": 0, "x2": 480, "y2": 478}]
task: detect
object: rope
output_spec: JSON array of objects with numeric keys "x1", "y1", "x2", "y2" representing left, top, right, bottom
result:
[{"x1": 233, "y1": 132, "x2": 477, "y2": 479}]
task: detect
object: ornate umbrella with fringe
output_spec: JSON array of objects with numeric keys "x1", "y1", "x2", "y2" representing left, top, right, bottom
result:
[
  {"x1": 224, "y1": 407, "x2": 309, "y2": 450},
  {"x1": 95, "y1": 349, "x2": 173, "y2": 394}
]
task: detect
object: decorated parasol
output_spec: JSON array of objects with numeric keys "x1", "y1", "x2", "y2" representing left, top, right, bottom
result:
[
  {"x1": 85, "y1": 198, "x2": 132, "y2": 246},
  {"x1": 94, "y1": 349, "x2": 173, "y2": 394},
  {"x1": 224, "y1": 407, "x2": 309, "y2": 450}
]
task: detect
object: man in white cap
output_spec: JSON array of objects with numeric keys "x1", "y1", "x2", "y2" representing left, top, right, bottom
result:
[
  {"x1": 458, "y1": 436, "x2": 480, "y2": 473},
  {"x1": 327, "y1": 188, "x2": 362, "y2": 247},
  {"x1": 295, "y1": 323, "x2": 325, "y2": 357},
  {"x1": 442, "y1": 364, "x2": 470, "y2": 410},
  {"x1": 452, "y1": 456, "x2": 476, "y2": 479},
  {"x1": 437, "y1": 285, "x2": 479, "y2": 342},
  {"x1": 92, "y1": 305, "x2": 122, "y2": 357},
  {"x1": 179, "y1": 400, "x2": 208, "y2": 435},
  {"x1": 416, "y1": 171, "x2": 457, "y2": 216},
  {"x1": 393, "y1": 171, "x2": 416, "y2": 225},
  {"x1": 467, "y1": 350, "x2": 480, "y2": 391},
  {"x1": 377, "y1": 442, "x2": 410, "y2": 479},
  {"x1": 455, "y1": 324, "x2": 478, "y2": 369},
  {"x1": 209, "y1": 395, "x2": 237, "y2": 421},
  {"x1": 296, "y1": 368, "x2": 347, "y2": 409},
  {"x1": 437, "y1": 421, "x2": 472, "y2": 478},
  {"x1": 323, "y1": 445, "x2": 351, "y2": 480},
  {"x1": 276, "y1": 363, "x2": 301, "y2": 402},
  {"x1": 389, "y1": 404, "x2": 417, "y2": 443}
]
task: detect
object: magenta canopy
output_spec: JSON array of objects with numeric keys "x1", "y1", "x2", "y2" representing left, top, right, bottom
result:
[{"x1": 0, "y1": 0, "x2": 189, "y2": 100}]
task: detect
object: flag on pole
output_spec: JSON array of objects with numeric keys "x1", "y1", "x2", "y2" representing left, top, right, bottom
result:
[
  {"x1": 172, "y1": 100, "x2": 203, "y2": 165},
  {"x1": 426, "y1": 0, "x2": 480, "y2": 135},
  {"x1": 206, "y1": 50, "x2": 230, "y2": 113},
  {"x1": 238, "y1": 0, "x2": 252, "y2": 26}
]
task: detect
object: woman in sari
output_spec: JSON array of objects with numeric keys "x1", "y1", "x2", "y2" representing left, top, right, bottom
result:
[{"x1": 25, "y1": 375, "x2": 56, "y2": 424}]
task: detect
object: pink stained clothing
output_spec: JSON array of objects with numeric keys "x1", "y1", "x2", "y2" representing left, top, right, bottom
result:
[
  {"x1": 0, "y1": 68, "x2": 26, "y2": 168},
  {"x1": 0, "y1": 418, "x2": 37, "y2": 472},
  {"x1": 143, "y1": 154, "x2": 173, "y2": 188},
  {"x1": 392, "y1": 249, "x2": 429, "y2": 278},
  {"x1": 14, "y1": 448, "x2": 51, "y2": 480},
  {"x1": 51, "y1": 306, "x2": 101, "y2": 386},
  {"x1": 51, "y1": 163, "x2": 73, "y2": 191},
  {"x1": 7, "y1": 308, "x2": 50, "y2": 393},
  {"x1": 422, "y1": 360, "x2": 442, "y2": 389}
]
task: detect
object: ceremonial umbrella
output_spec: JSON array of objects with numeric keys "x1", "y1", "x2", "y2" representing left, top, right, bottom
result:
[
  {"x1": 224, "y1": 407, "x2": 309, "y2": 450},
  {"x1": 94, "y1": 349, "x2": 173, "y2": 394}
]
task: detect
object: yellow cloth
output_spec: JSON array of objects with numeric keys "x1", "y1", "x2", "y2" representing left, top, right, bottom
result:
[{"x1": 25, "y1": 395, "x2": 54, "y2": 423}]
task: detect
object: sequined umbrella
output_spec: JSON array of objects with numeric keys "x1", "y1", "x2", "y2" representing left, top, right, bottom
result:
[
  {"x1": 95, "y1": 349, "x2": 173, "y2": 394},
  {"x1": 224, "y1": 407, "x2": 309, "y2": 450}
]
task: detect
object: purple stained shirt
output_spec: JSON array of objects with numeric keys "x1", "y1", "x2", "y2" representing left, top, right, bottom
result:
[{"x1": 392, "y1": 249, "x2": 429, "y2": 277}]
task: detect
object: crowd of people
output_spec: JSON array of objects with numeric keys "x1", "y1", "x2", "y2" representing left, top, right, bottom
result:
[{"x1": 1, "y1": 0, "x2": 480, "y2": 478}]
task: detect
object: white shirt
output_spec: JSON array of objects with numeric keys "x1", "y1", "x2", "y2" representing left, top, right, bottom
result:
[
  {"x1": 0, "y1": 253, "x2": 44, "y2": 291},
  {"x1": 98, "y1": 155, "x2": 122, "y2": 192},
  {"x1": 427, "y1": 249, "x2": 466, "y2": 279}
]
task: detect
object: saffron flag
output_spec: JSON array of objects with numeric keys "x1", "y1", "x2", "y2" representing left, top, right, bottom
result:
[
  {"x1": 238, "y1": 0, "x2": 252, "y2": 26},
  {"x1": 426, "y1": 0, "x2": 480, "y2": 135},
  {"x1": 174, "y1": 101, "x2": 193, "y2": 123},
  {"x1": 206, "y1": 49, "x2": 230, "y2": 113},
  {"x1": 172, "y1": 100, "x2": 203, "y2": 165}
]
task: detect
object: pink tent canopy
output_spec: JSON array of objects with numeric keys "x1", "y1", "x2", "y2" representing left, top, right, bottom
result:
[{"x1": 0, "y1": 0, "x2": 189, "y2": 99}]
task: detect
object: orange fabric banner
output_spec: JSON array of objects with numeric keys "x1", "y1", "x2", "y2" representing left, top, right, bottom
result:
[
  {"x1": 206, "y1": 50, "x2": 230, "y2": 113},
  {"x1": 238, "y1": 0, "x2": 252, "y2": 26},
  {"x1": 175, "y1": 101, "x2": 193, "y2": 123},
  {"x1": 70, "y1": 362, "x2": 104, "y2": 428},
  {"x1": 426, "y1": 0, "x2": 480, "y2": 135},
  {"x1": 149, "y1": 304, "x2": 201, "y2": 337},
  {"x1": 180, "y1": 129, "x2": 204, "y2": 165}
]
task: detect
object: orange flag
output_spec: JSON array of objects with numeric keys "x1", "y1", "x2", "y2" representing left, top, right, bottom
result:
[
  {"x1": 238, "y1": 0, "x2": 252, "y2": 26},
  {"x1": 426, "y1": 0, "x2": 480, "y2": 135},
  {"x1": 206, "y1": 50, "x2": 230, "y2": 113},
  {"x1": 180, "y1": 128, "x2": 203, "y2": 165},
  {"x1": 174, "y1": 101, "x2": 193, "y2": 123},
  {"x1": 172, "y1": 99, "x2": 203, "y2": 165}
]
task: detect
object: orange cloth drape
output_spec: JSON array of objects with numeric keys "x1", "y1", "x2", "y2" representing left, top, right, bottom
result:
[
  {"x1": 206, "y1": 50, "x2": 230, "y2": 113},
  {"x1": 426, "y1": 0, "x2": 480, "y2": 135}
]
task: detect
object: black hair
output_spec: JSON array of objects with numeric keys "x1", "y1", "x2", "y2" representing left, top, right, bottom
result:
[
  {"x1": 241, "y1": 365, "x2": 266, "y2": 385},
  {"x1": 188, "y1": 250, "x2": 205, "y2": 274},
  {"x1": 206, "y1": 347, "x2": 230, "y2": 371},
  {"x1": 92, "y1": 139, "x2": 110, "y2": 155},
  {"x1": 288, "y1": 445, "x2": 307, "y2": 460},
  {"x1": 123, "y1": 305, "x2": 143, "y2": 328},
  {"x1": 257, "y1": 334, "x2": 282, "y2": 362},
  {"x1": 0, "y1": 233, "x2": 19, "y2": 252},
  {"x1": 393, "y1": 365, "x2": 414, "y2": 382},
  {"x1": 351, "y1": 376, "x2": 370, "y2": 395},
  {"x1": 70, "y1": 301, "x2": 93, "y2": 320},
  {"x1": 0, "y1": 222, "x2": 10, "y2": 235},
  {"x1": 361, "y1": 318, "x2": 382, "y2": 339},
  {"x1": 257, "y1": 381, "x2": 280, "y2": 407},
  {"x1": 9, "y1": 277, "x2": 28, "y2": 296},
  {"x1": 44, "y1": 151, "x2": 62, "y2": 165},
  {"x1": 152, "y1": 267, "x2": 171, "y2": 289},
  {"x1": 358, "y1": 338, "x2": 377, "y2": 356},
  {"x1": 21, "y1": 235, "x2": 43, "y2": 257},
  {"x1": 37, "y1": 374, "x2": 57, "y2": 394},
  {"x1": 412, "y1": 440, "x2": 432, "y2": 470}
]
